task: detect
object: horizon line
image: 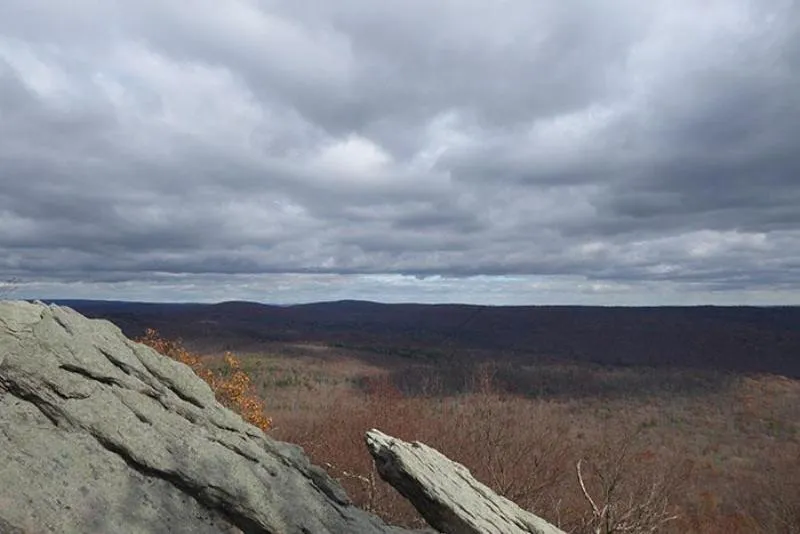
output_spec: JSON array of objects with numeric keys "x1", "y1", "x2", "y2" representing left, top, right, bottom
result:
[{"x1": 21, "y1": 297, "x2": 800, "y2": 309}]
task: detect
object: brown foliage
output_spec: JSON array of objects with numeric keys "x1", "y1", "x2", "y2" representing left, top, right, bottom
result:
[
  {"x1": 137, "y1": 329, "x2": 272, "y2": 432},
  {"x1": 269, "y1": 358, "x2": 800, "y2": 534},
  {"x1": 274, "y1": 364, "x2": 680, "y2": 531}
]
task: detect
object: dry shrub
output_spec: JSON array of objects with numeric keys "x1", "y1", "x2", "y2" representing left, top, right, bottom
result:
[
  {"x1": 569, "y1": 427, "x2": 687, "y2": 534},
  {"x1": 736, "y1": 453, "x2": 800, "y2": 534},
  {"x1": 426, "y1": 365, "x2": 575, "y2": 516},
  {"x1": 279, "y1": 374, "x2": 428, "y2": 525},
  {"x1": 137, "y1": 328, "x2": 272, "y2": 432}
]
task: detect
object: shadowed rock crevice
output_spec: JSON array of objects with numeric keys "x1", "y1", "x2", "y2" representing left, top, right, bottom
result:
[
  {"x1": 59, "y1": 363, "x2": 126, "y2": 387},
  {"x1": 88, "y1": 432, "x2": 268, "y2": 534}
]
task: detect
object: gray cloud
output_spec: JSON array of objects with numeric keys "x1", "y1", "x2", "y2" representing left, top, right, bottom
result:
[{"x1": 1, "y1": 0, "x2": 799, "y2": 304}]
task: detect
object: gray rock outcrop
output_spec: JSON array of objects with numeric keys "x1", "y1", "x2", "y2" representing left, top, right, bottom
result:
[
  {"x1": 365, "y1": 430, "x2": 566, "y2": 534},
  {"x1": 1, "y1": 300, "x2": 567, "y2": 534},
  {"x1": 0, "y1": 301, "x2": 408, "y2": 534}
]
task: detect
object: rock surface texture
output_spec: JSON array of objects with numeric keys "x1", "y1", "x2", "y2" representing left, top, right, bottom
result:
[
  {"x1": 366, "y1": 430, "x2": 566, "y2": 534},
  {"x1": 0, "y1": 301, "x2": 408, "y2": 534}
]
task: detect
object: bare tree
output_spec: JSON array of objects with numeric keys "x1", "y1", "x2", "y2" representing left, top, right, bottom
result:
[{"x1": 575, "y1": 428, "x2": 682, "y2": 534}]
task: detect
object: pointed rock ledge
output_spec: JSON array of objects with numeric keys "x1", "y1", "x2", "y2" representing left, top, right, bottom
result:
[
  {"x1": 0, "y1": 301, "x2": 410, "y2": 534},
  {"x1": 365, "y1": 429, "x2": 567, "y2": 534}
]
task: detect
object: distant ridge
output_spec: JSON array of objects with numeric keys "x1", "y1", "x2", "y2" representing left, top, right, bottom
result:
[{"x1": 39, "y1": 298, "x2": 800, "y2": 379}]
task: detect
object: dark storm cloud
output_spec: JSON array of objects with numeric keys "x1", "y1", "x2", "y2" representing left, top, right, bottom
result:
[{"x1": 1, "y1": 0, "x2": 799, "y2": 303}]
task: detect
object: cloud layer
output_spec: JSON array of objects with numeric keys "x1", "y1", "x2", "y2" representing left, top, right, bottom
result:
[{"x1": 1, "y1": 0, "x2": 799, "y2": 303}]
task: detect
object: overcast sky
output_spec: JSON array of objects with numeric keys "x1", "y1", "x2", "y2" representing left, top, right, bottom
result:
[{"x1": 1, "y1": 0, "x2": 799, "y2": 305}]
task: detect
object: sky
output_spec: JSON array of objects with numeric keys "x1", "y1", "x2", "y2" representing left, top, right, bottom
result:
[{"x1": 1, "y1": 0, "x2": 799, "y2": 306}]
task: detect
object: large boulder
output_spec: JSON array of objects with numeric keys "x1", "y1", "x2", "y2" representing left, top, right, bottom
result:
[{"x1": 0, "y1": 301, "x2": 409, "y2": 534}]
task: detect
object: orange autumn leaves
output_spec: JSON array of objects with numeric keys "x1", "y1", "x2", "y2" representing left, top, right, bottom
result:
[{"x1": 137, "y1": 329, "x2": 272, "y2": 432}]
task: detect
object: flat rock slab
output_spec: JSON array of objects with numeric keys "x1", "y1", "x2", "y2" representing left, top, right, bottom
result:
[
  {"x1": 0, "y1": 301, "x2": 409, "y2": 534},
  {"x1": 366, "y1": 429, "x2": 567, "y2": 534}
]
